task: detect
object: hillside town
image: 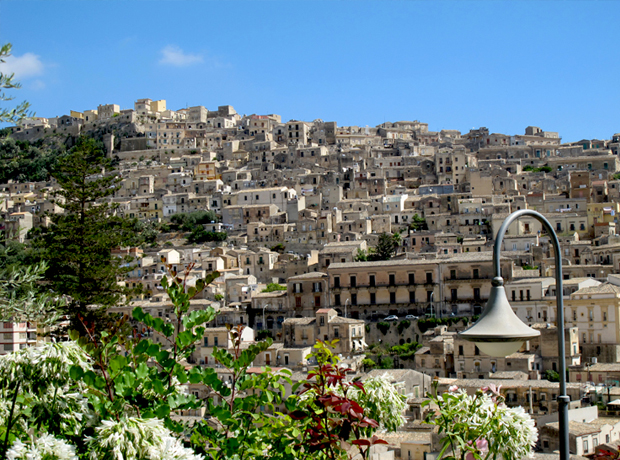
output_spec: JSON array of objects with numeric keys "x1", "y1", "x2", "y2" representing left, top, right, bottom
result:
[{"x1": 5, "y1": 98, "x2": 620, "y2": 458}]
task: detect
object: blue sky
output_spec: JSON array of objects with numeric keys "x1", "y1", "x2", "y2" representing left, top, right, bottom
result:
[{"x1": 0, "y1": 1, "x2": 618, "y2": 142}]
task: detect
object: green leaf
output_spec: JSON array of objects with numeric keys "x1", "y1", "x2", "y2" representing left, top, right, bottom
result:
[
  {"x1": 69, "y1": 365, "x2": 84, "y2": 381},
  {"x1": 135, "y1": 363, "x2": 149, "y2": 380}
]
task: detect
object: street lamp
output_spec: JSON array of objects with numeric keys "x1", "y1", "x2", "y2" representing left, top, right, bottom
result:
[
  {"x1": 429, "y1": 291, "x2": 434, "y2": 318},
  {"x1": 344, "y1": 298, "x2": 350, "y2": 318},
  {"x1": 262, "y1": 304, "x2": 269, "y2": 331},
  {"x1": 459, "y1": 209, "x2": 569, "y2": 460}
]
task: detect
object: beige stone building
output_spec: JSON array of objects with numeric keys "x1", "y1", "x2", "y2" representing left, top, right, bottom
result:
[
  {"x1": 327, "y1": 253, "x2": 512, "y2": 319},
  {"x1": 282, "y1": 308, "x2": 366, "y2": 355},
  {"x1": 565, "y1": 282, "x2": 620, "y2": 363}
]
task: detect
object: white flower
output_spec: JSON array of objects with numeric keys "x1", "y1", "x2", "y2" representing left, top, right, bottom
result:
[
  {"x1": 6, "y1": 433, "x2": 78, "y2": 460},
  {"x1": 149, "y1": 436, "x2": 205, "y2": 460},
  {"x1": 89, "y1": 417, "x2": 204, "y2": 460}
]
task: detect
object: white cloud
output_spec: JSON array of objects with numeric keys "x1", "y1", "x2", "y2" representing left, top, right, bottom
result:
[
  {"x1": 159, "y1": 45, "x2": 203, "y2": 67},
  {"x1": 0, "y1": 52, "x2": 44, "y2": 78}
]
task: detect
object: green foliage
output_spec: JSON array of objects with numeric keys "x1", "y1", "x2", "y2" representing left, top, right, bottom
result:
[
  {"x1": 261, "y1": 283, "x2": 287, "y2": 293},
  {"x1": 0, "y1": 43, "x2": 32, "y2": 123},
  {"x1": 409, "y1": 213, "x2": 427, "y2": 232},
  {"x1": 30, "y1": 137, "x2": 141, "y2": 331},
  {"x1": 522, "y1": 264, "x2": 539, "y2": 270},
  {"x1": 214, "y1": 293, "x2": 224, "y2": 301},
  {"x1": 355, "y1": 248, "x2": 368, "y2": 262},
  {"x1": 270, "y1": 243, "x2": 285, "y2": 253},
  {"x1": 613, "y1": 172, "x2": 620, "y2": 181},
  {"x1": 397, "y1": 320, "x2": 410, "y2": 334},
  {"x1": 417, "y1": 316, "x2": 466, "y2": 333},
  {"x1": 362, "y1": 358, "x2": 377, "y2": 370},
  {"x1": 0, "y1": 262, "x2": 64, "y2": 327},
  {"x1": 186, "y1": 228, "x2": 227, "y2": 244},
  {"x1": 377, "y1": 321, "x2": 391, "y2": 335},
  {"x1": 256, "y1": 329, "x2": 273, "y2": 341},
  {"x1": 378, "y1": 356, "x2": 394, "y2": 369},
  {"x1": 544, "y1": 369, "x2": 560, "y2": 382},
  {"x1": 0, "y1": 265, "x2": 397, "y2": 459},
  {"x1": 0, "y1": 137, "x2": 66, "y2": 183},
  {"x1": 370, "y1": 233, "x2": 400, "y2": 261},
  {"x1": 523, "y1": 165, "x2": 552, "y2": 173},
  {"x1": 390, "y1": 342, "x2": 422, "y2": 360},
  {"x1": 169, "y1": 210, "x2": 218, "y2": 232}
]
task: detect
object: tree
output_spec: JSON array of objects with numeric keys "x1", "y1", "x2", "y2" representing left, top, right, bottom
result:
[
  {"x1": 409, "y1": 213, "x2": 427, "y2": 232},
  {"x1": 31, "y1": 137, "x2": 140, "y2": 330},
  {"x1": 0, "y1": 43, "x2": 32, "y2": 124},
  {"x1": 0, "y1": 262, "x2": 64, "y2": 328},
  {"x1": 372, "y1": 233, "x2": 399, "y2": 261}
]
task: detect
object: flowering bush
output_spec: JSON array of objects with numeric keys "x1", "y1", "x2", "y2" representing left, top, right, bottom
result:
[
  {"x1": 87, "y1": 417, "x2": 204, "y2": 460},
  {"x1": 424, "y1": 384, "x2": 538, "y2": 460},
  {"x1": 6, "y1": 433, "x2": 78, "y2": 460}
]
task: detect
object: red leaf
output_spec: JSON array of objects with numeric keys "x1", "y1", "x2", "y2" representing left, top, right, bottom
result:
[
  {"x1": 289, "y1": 410, "x2": 307, "y2": 420},
  {"x1": 352, "y1": 439, "x2": 371, "y2": 447}
]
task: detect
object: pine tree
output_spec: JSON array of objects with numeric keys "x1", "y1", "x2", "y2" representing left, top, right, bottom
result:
[
  {"x1": 32, "y1": 137, "x2": 140, "y2": 330},
  {"x1": 372, "y1": 232, "x2": 399, "y2": 261}
]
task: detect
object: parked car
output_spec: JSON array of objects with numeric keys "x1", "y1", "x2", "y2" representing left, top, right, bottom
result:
[
  {"x1": 384, "y1": 315, "x2": 399, "y2": 321},
  {"x1": 405, "y1": 314, "x2": 418, "y2": 320}
]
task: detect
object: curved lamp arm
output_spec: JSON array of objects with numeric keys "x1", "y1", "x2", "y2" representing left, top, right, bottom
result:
[{"x1": 493, "y1": 209, "x2": 569, "y2": 460}]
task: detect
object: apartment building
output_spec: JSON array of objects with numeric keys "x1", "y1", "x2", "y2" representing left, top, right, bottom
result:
[
  {"x1": 282, "y1": 308, "x2": 366, "y2": 355},
  {"x1": 327, "y1": 253, "x2": 512, "y2": 319}
]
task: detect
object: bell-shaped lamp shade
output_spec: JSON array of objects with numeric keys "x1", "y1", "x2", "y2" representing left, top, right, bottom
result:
[{"x1": 459, "y1": 278, "x2": 540, "y2": 357}]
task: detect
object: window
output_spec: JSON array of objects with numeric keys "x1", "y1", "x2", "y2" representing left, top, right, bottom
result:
[
  {"x1": 409, "y1": 273, "x2": 415, "y2": 284},
  {"x1": 426, "y1": 273, "x2": 433, "y2": 284},
  {"x1": 335, "y1": 294, "x2": 341, "y2": 305},
  {"x1": 409, "y1": 291, "x2": 415, "y2": 303},
  {"x1": 474, "y1": 288, "x2": 480, "y2": 300},
  {"x1": 334, "y1": 277, "x2": 340, "y2": 288},
  {"x1": 389, "y1": 274, "x2": 395, "y2": 286},
  {"x1": 204, "y1": 337, "x2": 209, "y2": 347},
  {"x1": 450, "y1": 269, "x2": 456, "y2": 280},
  {"x1": 583, "y1": 440, "x2": 589, "y2": 454},
  {"x1": 214, "y1": 337, "x2": 218, "y2": 347},
  {"x1": 370, "y1": 293, "x2": 376, "y2": 304},
  {"x1": 351, "y1": 294, "x2": 357, "y2": 305},
  {"x1": 458, "y1": 345, "x2": 463, "y2": 355},
  {"x1": 350, "y1": 276, "x2": 356, "y2": 287},
  {"x1": 512, "y1": 290, "x2": 516, "y2": 301},
  {"x1": 473, "y1": 268, "x2": 479, "y2": 279},
  {"x1": 474, "y1": 346, "x2": 480, "y2": 356},
  {"x1": 369, "y1": 275, "x2": 376, "y2": 286},
  {"x1": 451, "y1": 288, "x2": 457, "y2": 302},
  {"x1": 390, "y1": 292, "x2": 396, "y2": 304}
]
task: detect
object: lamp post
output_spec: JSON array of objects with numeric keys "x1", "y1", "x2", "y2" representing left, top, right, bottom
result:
[
  {"x1": 345, "y1": 298, "x2": 350, "y2": 318},
  {"x1": 459, "y1": 209, "x2": 569, "y2": 460},
  {"x1": 262, "y1": 304, "x2": 269, "y2": 332},
  {"x1": 429, "y1": 291, "x2": 434, "y2": 318}
]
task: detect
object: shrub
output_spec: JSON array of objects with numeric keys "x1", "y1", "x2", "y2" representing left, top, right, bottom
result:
[
  {"x1": 377, "y1": 322, "x2": 391, "y2": 335},
  {"x1": 362, "y1": 358, "x2": 377, "y2": 370},
  {"x1": 378, "y1": 356, "x2": 394, "y2": 369},
  {"x1": 397, "y1": 320, "x2": 411, "y2": 334},
  {"x1": 261, "y1": 283, "x2": 287, "y2": 293}
]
